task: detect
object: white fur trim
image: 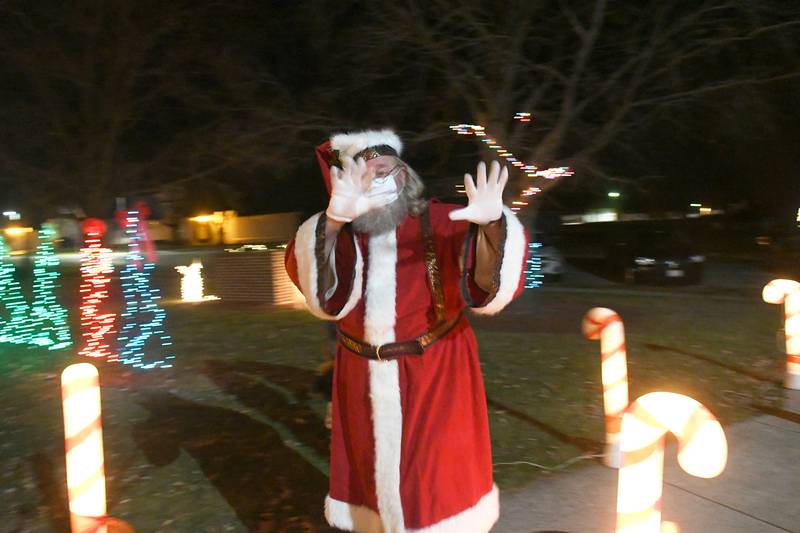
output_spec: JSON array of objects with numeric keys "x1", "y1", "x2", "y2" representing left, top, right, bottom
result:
[
  {"x1": 369, "y1": 360, "x2": 405, "y2": 533},
  {"x1": 364, "y1": 231, "x2": 405, "y2": 532},
  {"x1": 325, "y1": 496, "x2": 383, "y2": 533},
  {"x1": 364, "y1": 232, "x2": 398, "y2": 345},
  {"x1": 325, "y1": 485, "x2": 499, "y2": 533},
  {"x1": 331, "y1": 129, "x2": 403, "y2": 160},
  {"x1": 293, "y1": 212, "x2": 363, "y2": 320},
  {"x1": 471, "y1": 207, "x2": 526, "y2": 316},
  {"x1": 408, "y1": 484, "x2": 499, "y2": 533}
]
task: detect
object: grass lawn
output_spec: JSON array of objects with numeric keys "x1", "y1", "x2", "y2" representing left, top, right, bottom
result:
[{"x1": 0, "y1": 268, "x2": 786, "y2": 531}]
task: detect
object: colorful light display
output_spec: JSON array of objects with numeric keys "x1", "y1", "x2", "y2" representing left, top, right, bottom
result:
[
  {"x1": 449, "y1": 115, "x2": 573, "y2": 212},
  {"x1": 762, "y1": 279, "x2": 800, "y2": 390},
  {"x1": 28, "y1": 224, "x2": 72, "y2": 350},
  {"x1": 175, "y1": 260, "x2": 219, "y2": 302},
  {"x1": 0, "y1": 234, "x2": 33, "y2": 344},
  {"x1": 615, "y1": 392, "x2": 727, "y2": 533},
  {"x1": 582, "y1": 307, "x2": 629, "y2": 468},
  {"x1": 117, "y1": 208, "x2": 174, "y2": 369},
  {"x1": 79, "y1": 219, "x2": 118, "y2": 361},
  {"x1": 524, "y1": 241, "x2": 544, "y2": 289}
]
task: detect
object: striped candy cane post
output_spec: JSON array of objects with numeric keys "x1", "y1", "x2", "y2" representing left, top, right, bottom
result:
[
  {"x1": 582, "y1": 307, "x2": 629, "y2": 468},
  {"x1": 62, "y1": 363, "x2": 108, "y2": 533},
  {"x1": 615, "y1": 392, "x2": 727, "y2": 533},
  {"x1": 762, "y1": 279, "x2": 800, "y2": 390}
]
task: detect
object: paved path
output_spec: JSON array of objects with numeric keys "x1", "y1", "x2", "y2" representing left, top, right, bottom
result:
[{"x1": 496, "y1": 412, "x2": 800, "y2": 532}]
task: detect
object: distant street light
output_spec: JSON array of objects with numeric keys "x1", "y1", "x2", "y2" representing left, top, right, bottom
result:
[
  {"x1": 689, "y1": 203, "x2": 702, "y2": 208},
  {"x1": 608, "y1": 192, "x2": 621, "y2": 198}
]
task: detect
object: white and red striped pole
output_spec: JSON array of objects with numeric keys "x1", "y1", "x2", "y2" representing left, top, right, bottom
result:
[
  {"x1": 582, "y1": 307, "x2": 629, "y2": 468},
  {"x1": 62, "y1": 363, "x2": 108, "y2": 533},
  {"x1": 61, "y1": 364, "x2": 134, "y2": 533},
  {"x1": 763, "y1": 279, "x2": 800, "y2": 390},
  {"x1": 615, "y1": 392, "x2": 727, "y2": 533}
]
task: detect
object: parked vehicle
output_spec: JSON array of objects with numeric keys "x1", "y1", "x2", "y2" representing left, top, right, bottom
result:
[
  {"x1": 605, "y1": 226, "x2": 705, "y2": 284},
  {"x1": 756, "y1": 229, "x2": 800, "y2": 277},
  {"x1": 538, "y1": 243, "x2": 564, "y2": 281}
]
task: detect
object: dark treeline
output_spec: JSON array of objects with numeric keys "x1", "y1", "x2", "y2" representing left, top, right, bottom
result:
[{"x1": 0, "y1": 0, "x2": 798, "y2": 222}]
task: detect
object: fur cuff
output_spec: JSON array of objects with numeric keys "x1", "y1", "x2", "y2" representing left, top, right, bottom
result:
[
  {"x1": 293, "y1": 212, "x2": 363, "y2": 320},
  {"x1": 471, "y1": 207, "x2": 526, "y2": 315}
]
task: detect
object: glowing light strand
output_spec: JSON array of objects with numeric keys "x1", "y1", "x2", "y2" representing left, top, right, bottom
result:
[
  {"x1": 449, "y1": 114, "x2": 574, "y2": 212},
  {"x1": 117, "y1": 209, "x2": 174, "y2": 369},
  {"x1": 79, "y1": 220, "x2": 118, "y2": 361},
  {"x1": 28, "y1": 224, "x2": 72, "y2": 349},
  {"x1": 0, "y1": 234, "x2": 34, "y2": 344},
  {"x1": 525, "y1": 242, "x2": 544, "y2": 289}
]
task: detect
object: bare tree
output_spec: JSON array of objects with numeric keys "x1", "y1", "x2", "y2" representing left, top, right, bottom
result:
[
  {"x1": 353, "y1": 0, "x2": 800, "y2": 201},
  {"x1": 0, "y1": 1, "x2": 302, "y2": 219}
]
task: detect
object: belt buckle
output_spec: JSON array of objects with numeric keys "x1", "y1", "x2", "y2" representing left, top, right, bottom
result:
[{"x1": 375, "y1": 344, "x2": 384, "y2": 361}]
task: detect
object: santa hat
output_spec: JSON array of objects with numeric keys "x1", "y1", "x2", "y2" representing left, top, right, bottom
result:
[{"x1": 316, "y1": 129, "x2": 403, "y2": 194}]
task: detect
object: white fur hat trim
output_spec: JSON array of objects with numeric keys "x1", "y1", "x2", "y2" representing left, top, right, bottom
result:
[{"x1": 330, "y1": 129, "x2": 403, "y2": 160}]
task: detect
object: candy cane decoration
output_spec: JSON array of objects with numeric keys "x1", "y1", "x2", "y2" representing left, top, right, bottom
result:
[
  {"x1": 61, "y1": 363, "x2": 108, "y2": 533},
  {"x1": 582, "y1": 307, "x2": 629, "y2": 468},
  {"x1": 762, "y1": 279, "x2": 800, "y2": 390},
  {"x1": 615, "y1": 392, "x2": 727, "y2": 533}
]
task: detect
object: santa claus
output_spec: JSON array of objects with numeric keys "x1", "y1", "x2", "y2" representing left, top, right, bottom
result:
[{"x1": 285, "y1": 129, "x2": 527, "y2": 532}]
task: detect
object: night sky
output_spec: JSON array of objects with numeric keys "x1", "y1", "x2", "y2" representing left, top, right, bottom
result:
[{"x1": 0, "y1": 1, "x2": 798, "y2": 225}]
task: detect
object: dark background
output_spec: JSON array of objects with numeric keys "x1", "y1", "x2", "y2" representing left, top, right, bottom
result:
[{"x1": 0, "y1": 0, "x2": 798, "y2": 229}]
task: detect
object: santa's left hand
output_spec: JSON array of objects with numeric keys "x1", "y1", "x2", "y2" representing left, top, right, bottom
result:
[{"x1": 448, "y1": 161, "x2": 508, "y2": 225}]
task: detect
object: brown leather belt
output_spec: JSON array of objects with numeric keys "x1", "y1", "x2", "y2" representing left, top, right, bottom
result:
[{"x1": 338, "y1": 311, "x2": 463, "y2": 360}]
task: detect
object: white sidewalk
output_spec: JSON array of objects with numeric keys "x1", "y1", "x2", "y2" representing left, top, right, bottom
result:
[{"x1": 496, "y1": 414, "x2": 800, "y2": 533}]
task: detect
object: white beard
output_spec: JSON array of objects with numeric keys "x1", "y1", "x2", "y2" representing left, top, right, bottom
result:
[{"x1": 352, "y1": 194, "x2": 411, "y2": 235}]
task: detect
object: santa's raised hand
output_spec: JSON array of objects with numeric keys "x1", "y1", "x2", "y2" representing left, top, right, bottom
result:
[
  {"x1": 448, "y1": 161, "x2": 508, "y2": 225},
  {"x1": 326, "y1": 156, "x2": 391, "y2": 223}
]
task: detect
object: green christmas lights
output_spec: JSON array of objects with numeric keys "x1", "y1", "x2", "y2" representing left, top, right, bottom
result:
[
  {"x1": 0, "y1": 235, "x2": 34, "y2": 344},
  {"x1": 28, "y1": 224, "x2": 72, "y2": 350}
]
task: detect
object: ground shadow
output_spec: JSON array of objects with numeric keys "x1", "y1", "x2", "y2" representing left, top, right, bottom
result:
[
  {"x1": 487, "y1": 397, "x2": 603, "y2": 455},
  {"x1": 29, "y1": 451, "x2": 71, "y2": 533},
  {"x1": 752, "y1": 403, "x2": 800, "y2": 425},
  {"x1": 133, "y1": 392, "x2": 334, "y2": 532},
  {"x1": 643, "y1": 342, "x2": 781, "y2": 385},
  {"x1": 202, "y1": 359, "x2": 330, "y2": 458}
]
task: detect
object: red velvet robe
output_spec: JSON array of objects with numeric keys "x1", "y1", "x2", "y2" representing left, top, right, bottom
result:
[{"x1": 285, "y1": 200, "x2": 527, "y2": 532}]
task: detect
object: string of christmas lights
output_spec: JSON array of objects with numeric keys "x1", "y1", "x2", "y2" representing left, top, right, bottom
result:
[
  {"x1": 78, "y1": 219, "x2": 118, "y2": 361},
  {"x1": 0, "y1": 234, "x2": 34, "y2": 344},
  {"x1": 449, "y1": 114, "x2": 574, "y2": 212},
  {"x1": 117, "y1": 208, "x2": 175, "y2": 369},
  {"x1": 451, "y1": 114, "x2": 568, "y2": 289},
  {"x1": 525, "y1": 242, "x2": 544, "y2": 289},
  {"x1": 28, "y1": 224, "x2": 72, "y2": 350}
]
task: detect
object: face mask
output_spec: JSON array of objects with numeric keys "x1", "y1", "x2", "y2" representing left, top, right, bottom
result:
[{"x1": 367, "y1": 173, "x2": 399, "y2": 204}]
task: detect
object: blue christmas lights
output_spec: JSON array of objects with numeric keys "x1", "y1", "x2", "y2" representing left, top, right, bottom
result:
[
  {"x1": 525, "y1": 241, "x2": 544, "y2": 289},
  {"x1": 117, "y1": 209, "x2": 174, "y2": 369}
]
